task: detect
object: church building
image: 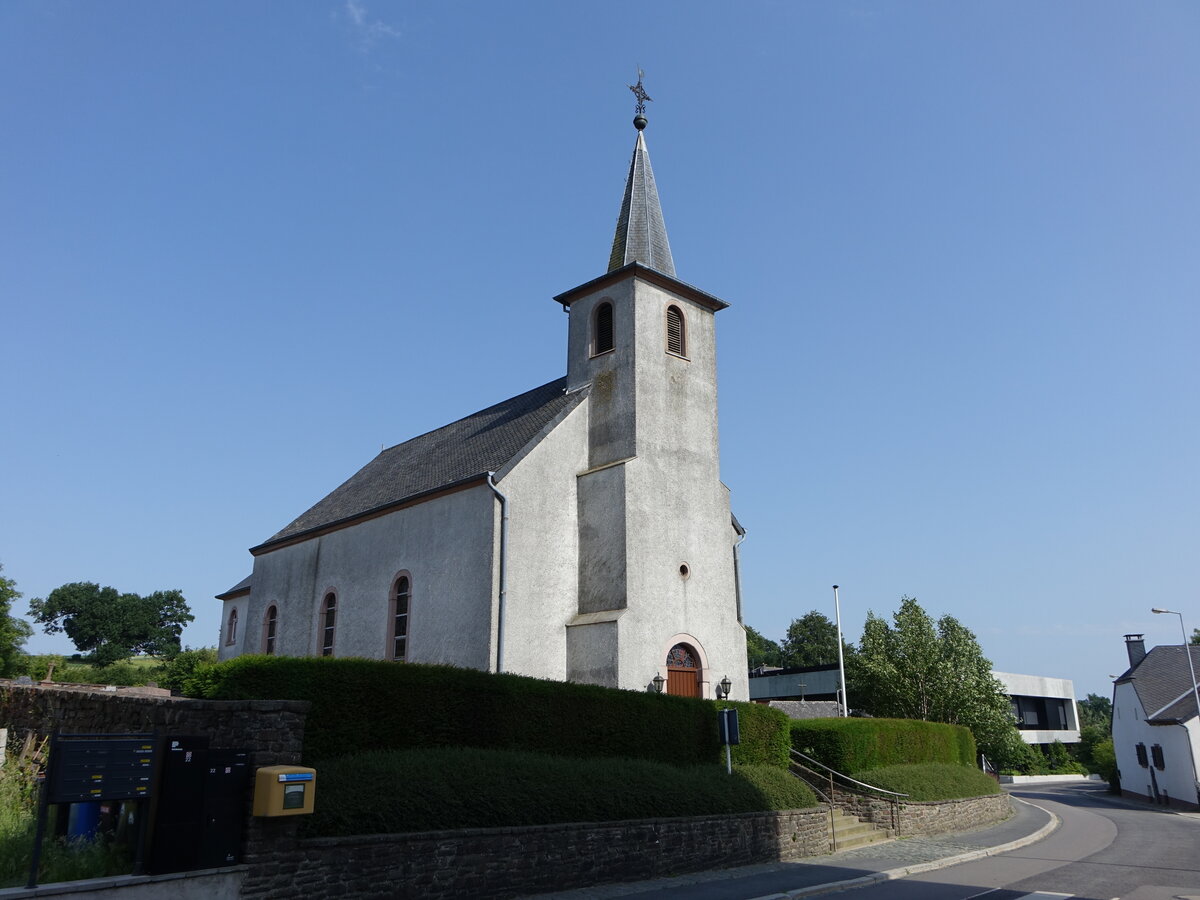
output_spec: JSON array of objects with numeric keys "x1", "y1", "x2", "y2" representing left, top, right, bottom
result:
[{"x1": 217, "y1": 89, "x2": 751, "y2": 700}]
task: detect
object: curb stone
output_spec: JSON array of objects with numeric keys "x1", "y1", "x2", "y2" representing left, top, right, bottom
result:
[{"x1": 748, "y1": 797, "x2": 1061, "y2": 900}]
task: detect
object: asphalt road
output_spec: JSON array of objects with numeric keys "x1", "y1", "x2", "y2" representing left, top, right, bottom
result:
[{"x1": 846, "y1": 782, "x2": 1200, "y2": 900}]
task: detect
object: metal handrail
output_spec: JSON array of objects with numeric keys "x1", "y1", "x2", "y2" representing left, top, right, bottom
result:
[
  {"x1": 789, "y1": 748, "x2": 910, "y2": 799},
  {"x1": 785, "y1": 757, "x2": 839, "y2": 850},
  {"x1": 788, "y1": 748, "x2": 908, "y2": 838}
]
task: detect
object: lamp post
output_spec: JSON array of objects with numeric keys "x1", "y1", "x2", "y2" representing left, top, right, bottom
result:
[
  {"x1": 652, "y1": 673, "x2": 665, "y2": 694},
  {"x1": 1151, "y1": 607, "x2": 1200, "y2": 806},
  {"x1": 833, "y1": 585, "x2": 848, "y2": 717}
]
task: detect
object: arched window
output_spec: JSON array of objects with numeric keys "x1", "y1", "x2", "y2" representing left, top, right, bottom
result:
[
  {"x1": 321, "y1": 593, "x2": 337, "y2": 657},
  {"x1": 666, "y1": 305, "x2": 686, "y2": 356},
  {"x1": 390, "y1": 575, "x2": 410, "y2": 662},
  {"x1": 225, "y1": 608, "x2": 238, "y2": 646},
  {"x1": 593, "y1": 302, "x2": 614, "y2": 355},
  {"x1": 262, "y1": 605, "x2": 278, "y2": 655}
]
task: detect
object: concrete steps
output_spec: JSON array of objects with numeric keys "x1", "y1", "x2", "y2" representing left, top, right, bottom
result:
[{"x1": 828, "y1": 807, "x2": 894, "y2": 851}]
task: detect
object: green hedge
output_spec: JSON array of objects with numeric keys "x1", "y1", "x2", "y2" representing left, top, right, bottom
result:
[
  {"x1": 187, "y1": 657, "x2": 790, "y2": 769},
  {"x1": 849, "y1": 763, "x2": 1000, "y2": 801},
  {"x1": 790, "y1": 717, "x2": 976, "y2": 773},
  {"x1": 302, "y1": 747, "x2": 817, "y2": 837}
]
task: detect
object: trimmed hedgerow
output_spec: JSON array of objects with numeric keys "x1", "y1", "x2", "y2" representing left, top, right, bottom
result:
[
  {"x1": 790, "y1": 717, "x2": 976, "y2": 773},
  {"x1": 720, "y1": 701, "x2": 792, "y2": 769},
  {"x1": 301, "y1": 747, "x2": 817, "y2": 836},
  {"x1": 186, "y1": 656, "x2": 790, "y2": 769},
  {"x1": 849, "y1": 763, "x2": 1000, "y2": 801}
]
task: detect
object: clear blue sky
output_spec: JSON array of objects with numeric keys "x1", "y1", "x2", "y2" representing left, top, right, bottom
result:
[{"x1": 2, "y1": 2, "x2": 1196, "y2": 701}]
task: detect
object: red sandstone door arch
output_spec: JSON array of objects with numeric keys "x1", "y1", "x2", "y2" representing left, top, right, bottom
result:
[{"x1": 665, "y1": 643, "x2": 701, "y2": 698}]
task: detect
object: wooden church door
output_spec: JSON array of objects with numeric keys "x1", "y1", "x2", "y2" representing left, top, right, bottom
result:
[{"x1": 665, "y1": 644, "x2": 701, "y2": 698}]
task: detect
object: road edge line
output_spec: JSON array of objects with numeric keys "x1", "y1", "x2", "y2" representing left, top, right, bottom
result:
[{"x1": 774, "y1": 797, "x2": 1062, "y2": 899}]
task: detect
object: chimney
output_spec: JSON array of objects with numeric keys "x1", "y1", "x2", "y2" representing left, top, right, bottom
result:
[{"x1": 1124, "y1": 634, "x2": 1146, "y2": 668}]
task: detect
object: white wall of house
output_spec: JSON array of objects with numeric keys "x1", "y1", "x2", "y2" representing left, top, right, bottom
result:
[
  {"x1": 498, "y1": 401, "x2": 589, "y2": 682},
  {"x1": 235, "y1": 485, "x2": 497, "y2": 670},
  {"x1": 1112, "y1": 681, "x2": 1200, "y2": 808},
  {"x1": 218, "y1": 595, "x2": 248, "y2": 660}
]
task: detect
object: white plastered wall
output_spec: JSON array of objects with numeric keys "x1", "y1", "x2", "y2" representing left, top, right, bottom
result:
[
  {"x1": 497, "y1": 401, "x2": 589, "y2": 681},
  {"x1": 242, "y1": 484, "x2": 496, "y2": 670}
]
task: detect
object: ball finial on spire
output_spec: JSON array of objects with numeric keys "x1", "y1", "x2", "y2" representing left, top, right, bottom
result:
[{"x1": 628, "y1": 67, "x2": 651, "y2": 130}]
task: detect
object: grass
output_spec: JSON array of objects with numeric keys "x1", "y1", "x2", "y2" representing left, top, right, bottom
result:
[
  {"x1": 849, "y1": 763, "x2": 1001, "y2": 801},
  {"x1": 304, "y1": 746, "x2": 817, "y2": 837},
  {"x1": 0, "y1": 739, "x2": 133, "y2": 888}
]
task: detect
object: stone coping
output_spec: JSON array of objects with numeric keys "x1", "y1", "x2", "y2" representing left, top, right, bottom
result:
[
  {"x1": 297, "y1": 805, "x2": 828, "y2": 847},
  {"x1": 0, "y1": 865, "x2": 247, "y2": 899},
  {"x1": 0, "y1": 681, "x2": 309, "y2": 714}
]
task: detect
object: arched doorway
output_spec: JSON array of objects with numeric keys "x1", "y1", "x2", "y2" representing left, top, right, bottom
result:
[{"x1": 665, "y1": 643, "x2": 701, "y2": 698}]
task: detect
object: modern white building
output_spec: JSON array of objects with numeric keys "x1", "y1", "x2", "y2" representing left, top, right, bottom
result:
[
  {"x1": 217, "y1": 98, "x2": 750, "y2": 700},
  {"x1": 992, "y1": 670, "x2": 1080, "y2": 747},
  {"x1": 1111, "y1": 634, "x2": 1200, "y2": 810}
]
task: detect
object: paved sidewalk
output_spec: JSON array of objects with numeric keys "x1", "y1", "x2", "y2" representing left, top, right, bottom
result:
[{"x1": 518, "y1": 793, "x2": 1058, "y2": 900}]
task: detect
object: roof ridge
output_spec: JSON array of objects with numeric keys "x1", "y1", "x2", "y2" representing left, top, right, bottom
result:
[{"x1": 378, "y1": 377, "x2": 567, "y2": 455}]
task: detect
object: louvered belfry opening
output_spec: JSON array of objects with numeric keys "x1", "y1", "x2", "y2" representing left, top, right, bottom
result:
[
  {"x1": 595, "y1": 302, "x2": 615, "y2": 354},
  {"x1": 666, "y1": 305, "x2": 685, "y2": 356}
]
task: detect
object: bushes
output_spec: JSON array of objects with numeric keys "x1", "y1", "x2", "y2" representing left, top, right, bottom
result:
[
  {"x1": 303, "y1": 747, "x2": 817, "y2": 837},
  {"x1": 721, "y1": 701, "x2": 791, "y2": 768},
  {"x1": 156, "y1": 647, "x2": 217, "y2": 693},
  {"x1": 188, "y1": 656, "x2": 791, "y2": 769},
  {"x1": 790, "y1": 718, "x2": 976, "y2": 773},
  {"x1": 849, "y1": 763, "x2": 1000, "y2": 801}
]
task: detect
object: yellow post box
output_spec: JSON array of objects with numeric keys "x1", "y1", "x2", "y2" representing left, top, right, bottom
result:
[{"x1": 252, "y1": 766, "x2": 316, "y2": 817}]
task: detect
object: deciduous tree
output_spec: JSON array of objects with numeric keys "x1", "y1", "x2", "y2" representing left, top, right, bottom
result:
[
  {"x1": 745, "y1": 625, "x2": 783, "y2": 669},
  {"x1": 0, "y1": 564, "x2": 33, "y2": 676},
  {"x1": 29, "y1": 582, "x2": 193, "y2": 667},
  {"x1": 850, "y1": 596, "x2": 1018, "y2": 767},
  {"x1": 781, "y1": 610, "x2": 850, "y2": 669},
  {"x1": 1076, "y1": 693, "x2": 1112, "y2": 730}
]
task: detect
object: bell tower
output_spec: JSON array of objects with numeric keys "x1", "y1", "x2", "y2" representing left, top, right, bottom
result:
[{"x1": 556, "y1": 75, "x2": 748, "y2": 699}]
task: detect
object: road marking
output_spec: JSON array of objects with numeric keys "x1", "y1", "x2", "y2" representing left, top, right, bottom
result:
[{"x1": 962, "y1": 890, "x2": 1073, "y2": 900}]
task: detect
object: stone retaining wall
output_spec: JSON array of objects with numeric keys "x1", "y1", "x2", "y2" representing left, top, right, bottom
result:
[
  {"x1": 0, "y1": 682, "x2": 308, "y2": 765},
  {"x1": 240, "y1": 809, "x2": 834, "y2": 900},
  {"x1": 827, "y1": 788, "x2": 1012, "y2": 837}
]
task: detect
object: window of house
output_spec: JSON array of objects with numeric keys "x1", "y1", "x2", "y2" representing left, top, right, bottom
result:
[
  {"x1": 390, "y1": 575, "x2": 410, "y2": 662},
  {"x1": 593, "y1": 302, "x2": 614, "y2": 355},
  {"x1": 1135, "y1": 743, "x2": 1148, "y2": 767},
  {"x1": 225, "y1": 608, "x2": 238, "y2": 646},
  {"x1": 321, "y1": 593, "x2": 337, "y2": 657},
  {"x1": 263, "y1": 605, "x2": 277, "y2": 655},
  {"x1": 666, "y1": 305, "x2": 686, "y2": 356},
  {"x1": 1151, "y1": 744, "x2": 1165, "y2": 770}
]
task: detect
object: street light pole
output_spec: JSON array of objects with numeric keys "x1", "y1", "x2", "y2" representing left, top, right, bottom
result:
[
  {"x1": 1150, "y1": 608, "x2": 1200, "y2": 722},
  {"x1": 1151, "y1": 607, "x2": 1200, "y2": 807},
  {"x1": 833, "y1": 585, "x2": 848, "y2": 717}
]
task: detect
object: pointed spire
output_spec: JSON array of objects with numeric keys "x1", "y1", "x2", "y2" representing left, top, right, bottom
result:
[{"x1": 607, "y1": 74, "x2": 676, "y2": 277}]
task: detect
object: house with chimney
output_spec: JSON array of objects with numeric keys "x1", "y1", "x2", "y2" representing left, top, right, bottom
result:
[{"x1": 1111, "y1": 633, "x2": 1200, "y2": 810}]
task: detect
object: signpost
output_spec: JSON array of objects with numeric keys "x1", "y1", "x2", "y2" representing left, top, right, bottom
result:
[{"x1": 718, "y1": 708, "x2": 740, "y2": 775}]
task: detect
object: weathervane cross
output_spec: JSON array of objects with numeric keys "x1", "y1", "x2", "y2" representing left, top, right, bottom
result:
[{"x1": 628, "y1": 67, "x2": 652, "y2": 115}]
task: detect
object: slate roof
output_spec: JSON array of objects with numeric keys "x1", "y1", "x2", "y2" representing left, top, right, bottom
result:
[
  {"x1": 253, "y1": 377, "x2": 586, "y2": 552},
  {"x1": 608, "y1": 129, "x2": 676, "y2": 277},
  {"x1": 216, "y1": 574, "x2": 252, "y2": 600},
  {"x1": 1115, "y1": 644, "x2": 1200, "y2": 723}
]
